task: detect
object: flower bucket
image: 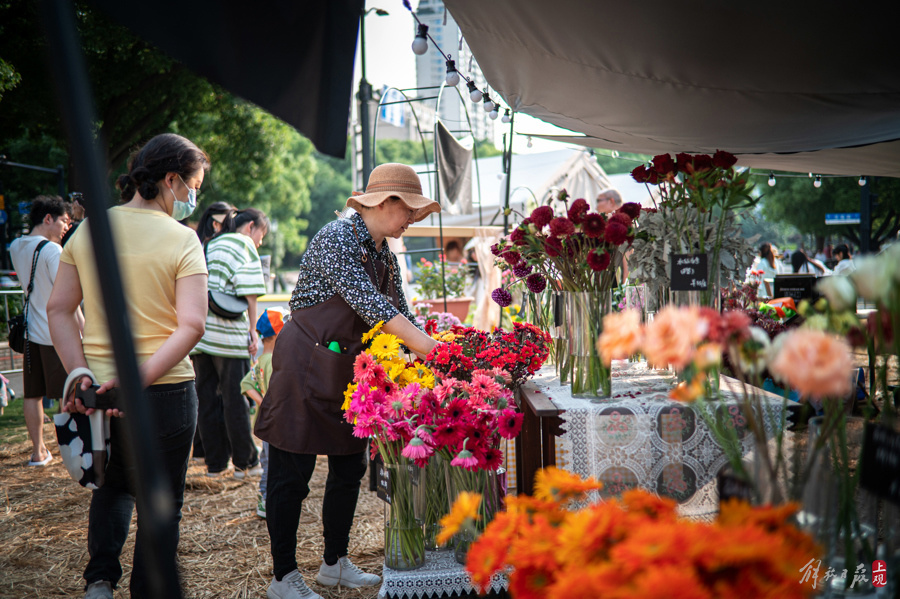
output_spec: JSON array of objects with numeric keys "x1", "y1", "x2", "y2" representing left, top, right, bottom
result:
[
  {"x1": 565, "y1": 291, "x2": 612, "y2": 400},
  {"x1": 414, "y1": 297, "x2": 473, "y2": 322},
  {"x1": 383, "y1": 462, "x2": 426, "y2": 571}
]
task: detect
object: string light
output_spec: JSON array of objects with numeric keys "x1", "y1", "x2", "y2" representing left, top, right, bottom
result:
[
  {"x1": 411, "y1": 24, "x2": 429, "y2": 55},
  {"x1": 466, "y1": 80, "x2": 482, "y2": 102},
  {"x1": 768, "y1": 172, "x2": 776, "y2": 187},
  {"x1": 483, "y1": 93, "x2": 494, "y2": 113},
  {"x1": 526, "y1": 136, "x2": 533, "y2": 148},
  {"x1": 444, "y1": 59, "x2": 459, "y2": 86},
  {"x1": 501, "y1": 109, "x2": 511, "y2": 123},
  {"x1": 489, "y1": 105, "x2": 499, "y2": 120},
  {"x1": 859, "y1": 176, "x2": 867, "y2": 186},
  {"x1": 813, "y1": 175, "x2": 822, "y2": 188}
]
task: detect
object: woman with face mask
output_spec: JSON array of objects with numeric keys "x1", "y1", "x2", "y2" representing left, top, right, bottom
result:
[
  {"x1": 191, "y1": 207, "x2": 269, "y2": 479},
  {"x1": 47, "y1": 133, "x2": 210, "y2": 599}
]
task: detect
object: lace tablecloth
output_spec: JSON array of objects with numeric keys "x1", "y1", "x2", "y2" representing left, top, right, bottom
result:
[
  {"x1": 378, "y1": 549, "x2": 507, "y2": 598},
  {"x1": 531, "y1": 361, "x2": 787, "y2": 519}
]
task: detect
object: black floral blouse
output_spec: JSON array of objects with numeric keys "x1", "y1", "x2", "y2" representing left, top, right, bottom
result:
[{"x1": 290, "y1": 212, "x2": 421, "y2": 329}]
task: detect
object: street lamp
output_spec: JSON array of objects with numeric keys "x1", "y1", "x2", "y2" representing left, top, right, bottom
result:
[{"x1": 358, "y1": 7, "x2": 388, "y2": 189}]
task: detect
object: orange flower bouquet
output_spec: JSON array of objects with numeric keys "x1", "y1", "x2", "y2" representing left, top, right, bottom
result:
[{"x1": 441, "y1": 467, "x2": 820, "y2": 599}]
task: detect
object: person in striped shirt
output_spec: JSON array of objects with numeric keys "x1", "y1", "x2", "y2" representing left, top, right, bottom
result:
[{"x1": 193, "y1": 208, "x2": 269, "y2": 478}]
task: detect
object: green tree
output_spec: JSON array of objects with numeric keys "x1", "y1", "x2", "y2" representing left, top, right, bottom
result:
[{"x1": 760, "y1": 175, "x2": 900, "y2": 251}]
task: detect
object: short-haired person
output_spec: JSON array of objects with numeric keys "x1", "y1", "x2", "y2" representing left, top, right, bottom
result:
[
  {"x1": 192, "y1": 208, "x2": 269, "y2": 478},
  {"x1": 255, "y1": 163, "x2": 440, "y2": 599},
  {"x1": 832, "y1": 244, "x2": 855, "y2": 275},
  {"x1": 596, "y1": 188, "x2": 623, "y2": 213},
  {"x1": 10, "y1": 195, "x2": 76, "y2": 466},
  {"x1": 47, "y1": 133, "x2": 209, "y2": 599}
]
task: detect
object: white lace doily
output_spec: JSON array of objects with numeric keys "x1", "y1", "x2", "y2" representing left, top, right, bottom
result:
[
  {"x1": 531, "y1": 361, "x2": 787, "y2": 519},
  {"x1": 379, "y1": 549, "x2": 507, "y2": 598}
]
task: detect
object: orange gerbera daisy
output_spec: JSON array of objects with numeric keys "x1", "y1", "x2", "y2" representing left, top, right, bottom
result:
[
  {"x1": 532, "y1": 466, "x2": 603, "y2": 502},
  {"x1": 436, "y1": 491, "x2": 481, "y2": 546}
]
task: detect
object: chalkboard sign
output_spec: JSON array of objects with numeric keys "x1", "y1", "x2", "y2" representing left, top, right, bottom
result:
[
  {"x1": 717, "y1": 467, "x2": 754, "y2": 504},
  {"x1": 376, "y1": 461, "x2": 392, "y2": 504},
  {"x1": 774, "y1": 274, "x2": 820, "y2": 303},
  {"x1": 860, "y1": 423, "x2": 900, "y2": 505},
  {"x1": 670, "y1": 254, "x2": 708, "y2": 291}
]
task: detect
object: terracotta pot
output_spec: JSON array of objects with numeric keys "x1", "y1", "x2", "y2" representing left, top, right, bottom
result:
[{"x1": 414, "y1": 297, "x2": 474, "y2": 322}]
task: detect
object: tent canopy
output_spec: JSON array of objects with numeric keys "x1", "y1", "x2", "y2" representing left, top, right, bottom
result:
[{"x1": 444, "y1": 0, "x2": 900, "y2": 177}]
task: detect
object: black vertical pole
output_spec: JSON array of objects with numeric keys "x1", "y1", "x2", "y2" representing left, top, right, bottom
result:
[
  {"x1": 56, "y1": 164, "x2": 66, "y2": 199},
  {"x1": 860, "y1": 176, "x2": 873, "y2": 254},
  {"x1": 0, "y1": 180, "x2": 6, "y2": 270},
  {"x1": 358, "y1": 11, "x2": 373, "y2": 188},
  {"x1": 40, "y1": 2, "x2": 182, "y2": 598},
  {"x1": 503, "y1": 111, "x2": 515, "y2": 236}
]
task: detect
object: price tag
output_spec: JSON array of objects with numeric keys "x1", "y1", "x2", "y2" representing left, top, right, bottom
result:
[
  {"x1": 860, "y1": 423, "x2": 900, "y2": 505},
  {"x1": 717, "y1": 467, "x2": 754, "y2": 504},
  {"x1": 670, "y1": 253, "x2": 708, "y2": 291},
  {"x1": 376, "y1": 461, "x2": 392, "y2": 504}
]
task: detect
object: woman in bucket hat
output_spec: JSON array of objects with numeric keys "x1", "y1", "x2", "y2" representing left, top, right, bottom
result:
[{"x1": 255, "y1": 163, "x2": 440, "y2": 599}]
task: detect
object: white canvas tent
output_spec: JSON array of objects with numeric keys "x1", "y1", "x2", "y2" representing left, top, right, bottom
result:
[{"x1": 410, "y1": 148, "x2": 657, "y2": 232}]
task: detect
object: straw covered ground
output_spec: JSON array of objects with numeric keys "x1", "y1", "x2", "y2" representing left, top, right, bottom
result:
[{"x1": 0, "y1": 427, "x2": 385, "y2": 599}]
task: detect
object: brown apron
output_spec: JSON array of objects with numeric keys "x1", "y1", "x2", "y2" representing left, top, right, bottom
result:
[{"x1": 254, "y1": 256, "x2": 399, "y2": 455}]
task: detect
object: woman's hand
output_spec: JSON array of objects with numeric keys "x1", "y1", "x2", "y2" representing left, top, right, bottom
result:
[
  {"x1": 63, "y1": 376, "x2": 125, "y2": 417},
  {"x1": 248, "y1": 329, "x2": 259, "y2": 356}
]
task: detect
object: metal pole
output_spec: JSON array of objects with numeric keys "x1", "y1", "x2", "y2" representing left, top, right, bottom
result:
[
  {"x1": 358, "y1": 11, "x2": 373, "y2": 188},
  {"x1": 40, "y1": 2, "x2": 182, "y2": 597},
  {"x1": 860, "y1": 176, "x2": 873, "y2": 254},
  {"x1": 503, "y1": 111, "x2": 516, "y2": 236},
  {"x1": 56, "y1": 165, "x2": 66, "y2": 198}
]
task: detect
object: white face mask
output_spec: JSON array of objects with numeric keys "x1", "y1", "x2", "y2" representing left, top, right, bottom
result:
[{"x1": 170, "y1": 175, "x2": 198, "y2": 220}]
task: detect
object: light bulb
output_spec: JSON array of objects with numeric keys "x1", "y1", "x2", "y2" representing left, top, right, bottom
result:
[
  {"x1": 501, "y1": 109, "x2": 511, "y2": 124},
  {"x1": 813, "y1": 175, "x2": 822, "y2": 188},
  {"x1": 411, "y1": 24, "x2": 428, "y2": 55},
  {"x1": 444, "y1": 59, "x2": 459, "y2": 86},
  {"x1": 483, "y1": 93, "x2": 493, "y2": 113},
  {"x1": 489, "y1": 107, "x2": 499, "y2": 120},
  {"x1": 768, "y1": 172, "x2": 776, "y2": 187},
  {"x1": 859, "y1": 176, "x2": 867, "y2": 186},
  {"x1": 467, "y1": 81, "x2": 482, "y2": 102},
  {"x1": 526, "y1": 136, "x2": 533, "y2": 148}
]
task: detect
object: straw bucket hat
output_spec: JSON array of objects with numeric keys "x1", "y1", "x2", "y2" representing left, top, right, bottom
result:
[{"x1": 346, "y1": 163, "x2": 441, "y2": 223}]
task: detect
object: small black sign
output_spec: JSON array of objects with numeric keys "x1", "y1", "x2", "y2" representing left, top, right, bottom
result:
[
  {"x1": 670, "y1": 254, "x2": 708, "y2": 291},
  {"x1": 860, "y1": 423, "x2": 900, "y2": 505},
  {"x1": 376, "y1": 461, "x2": 392, "y2": 504},
  {"x1": 717, "y1": 467, "x2": 755, "y2": 504}
]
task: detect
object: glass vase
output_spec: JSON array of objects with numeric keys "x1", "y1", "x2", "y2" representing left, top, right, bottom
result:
[
  {"x1": 383, "y1": 462, "x2": 426, "y2": 571},
  {"x1": 423, "y1": 455, "x2": 450, "y2": 551},
  {"x1": 804, "y1": 416, "x2": 879, "y2": 597},
  {"x1": 445, "y1": 464, "x2": 506, "y2": 564},
  {"x1": 565, "y1": 291, "x2": 612, "y2": 400}
]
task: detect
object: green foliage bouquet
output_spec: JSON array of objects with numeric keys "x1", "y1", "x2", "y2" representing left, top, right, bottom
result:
[{"x1": 415, "y1": 256, "x2": 469, "y2": 299}]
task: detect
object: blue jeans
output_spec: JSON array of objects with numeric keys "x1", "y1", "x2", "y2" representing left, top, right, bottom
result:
[{"x1": 83, "y1": 381, "x2": 197, "y2": 597}]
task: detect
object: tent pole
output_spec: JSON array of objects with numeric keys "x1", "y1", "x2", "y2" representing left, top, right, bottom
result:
[{"x1": 40, "y1": 2, "x2": 182, "y2": 597}]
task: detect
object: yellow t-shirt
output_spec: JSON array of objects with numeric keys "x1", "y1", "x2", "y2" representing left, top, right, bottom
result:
[{"x1": 60, "y1": 206, "x2": 208, "y2": 385}]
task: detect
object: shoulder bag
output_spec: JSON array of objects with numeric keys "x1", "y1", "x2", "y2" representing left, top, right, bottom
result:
[
  {"x1": 204, "y1": 238, "x2": 248, "y2": 319},
  {"x1": 8, "y1": 239, "x2": 50, "y2": 353}
]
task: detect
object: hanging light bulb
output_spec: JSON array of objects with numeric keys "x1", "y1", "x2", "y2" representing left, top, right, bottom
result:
[
  {"x1": 768, "y1": 172, "x2": 776, "y2": 187},
  {"x1": 444, "y1": 59, "x2": 459, "y2": 87},
  {"x1": 411, "y1": 24, "x2": 429, "y2": 55},
  {"x1": 526, "y1": 136, "x2": 533, "y2": 148},
  {"x1": 859, "y1": 176, "x2": 867, "y2": 187},
  {"x1": 611, "y1": 150, "x2": 619, "y2": 158},
  {"x1": 467, "y1": 81, "x2": 482, "y2": 102},
  {"x1": 489, "y1": 106, "x2": 499, "y2": 120},
  {"x1": 813, "y1": 175, "x2": 822, "y2": 188},
  {"x1": 482, "y1": 93, "x2": 493, "y2": 113},
  {"x1": 501, "y1": 109, "x2": 511, "y2": 124}
]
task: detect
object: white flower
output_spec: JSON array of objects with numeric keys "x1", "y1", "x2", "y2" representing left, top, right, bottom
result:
[
  {"x1": 816, "y1": 276, "x2": 856, "y2": 312},
  {"x1": 849, "y1": 254, "x2": 894, "y2": 303},
  {"x1": 729, "y1": 326, "x2": 771, "y2": 376}
]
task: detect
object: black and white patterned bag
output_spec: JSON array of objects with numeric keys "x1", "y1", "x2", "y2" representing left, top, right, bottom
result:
[{"x1": 53, "y1": 369, "x2": 111, "y2": 489}]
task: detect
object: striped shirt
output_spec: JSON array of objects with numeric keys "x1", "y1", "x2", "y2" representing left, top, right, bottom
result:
[{"x1": 193, "y1": 233, "x2": 267, "y2": 358}]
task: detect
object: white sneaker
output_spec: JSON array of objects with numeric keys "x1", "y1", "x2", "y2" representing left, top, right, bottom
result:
[
  {"x1": 267, "y1": 570, "x2": 322, "y2": 599},
  {"x1": 316, "y1": 556, "x2": 381, "y2": 588},
  {"x1": 84, "y1": 581, "x2": 114, "y2": 599},
  {"x1": 234, "y1": 464, "x2": 263, "y2": 479}
]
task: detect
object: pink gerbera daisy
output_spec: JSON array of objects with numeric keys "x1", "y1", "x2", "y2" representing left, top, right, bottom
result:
[
  {"x1": 401, "y1": 436, "x2": 433, "y2": 460},
  {"x1": 353, "y1": 352, "x2": 378, "y2": 383},
  {"x1": 451, "y1": 440, "x2": 480, "y2": 470}
]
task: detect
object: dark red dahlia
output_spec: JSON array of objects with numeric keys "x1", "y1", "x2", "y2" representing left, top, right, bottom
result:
[
  {"x1": 549, "y1": 216, "x2": 575, "y2": 238},
  {"x1": 530, "y1": 205, "x2": 554, "y2": 229},
  {"x1": 582, "y1": 213, "x2": 606, "y2": 239},
  {"x1": 618, "y1": 202, "x2": 642, "y2": 220},
  {"x1": 605, "y1": 221, "x2": 629, "y2": 245},
  {"x1": 586, "y1": 249, "x2": 611, "y2": 272},
  {"x1": 567, "y1": 198, "x2": 590, "y2": 225}
]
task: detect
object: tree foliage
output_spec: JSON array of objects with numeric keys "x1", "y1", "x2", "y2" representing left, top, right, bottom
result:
[{"x1": 760, "y1": 175, "x2": 900, "y2": 251}]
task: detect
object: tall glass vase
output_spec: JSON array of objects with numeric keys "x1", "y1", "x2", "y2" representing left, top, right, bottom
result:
[
  {"x1": 423, "y1": 455, "x2": 450, "y2": 551},
  {"x1": 804, "y1": 416, "x2": 879, "y2": 597},
  {"x1": 566, "y1": 291, "x2": 612, "y2": 400},
  {"x1": 383, "y1": 462, "x2": 426, "y2": 571},
  {"x1": 445, "y1": 465, "x2": 506, "y2": 565}
]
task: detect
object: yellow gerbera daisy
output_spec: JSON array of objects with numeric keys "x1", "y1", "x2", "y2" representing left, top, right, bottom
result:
[
  {"x1": 437, "y1": 491, "x2": 482, "y2": 546},
  {"x1": 342, "y1": 383, "x2": 357, "y2": 411},
  {"x1": 386, "y1": 362, "x2": 406, "y2": 383},
  {"x1": 414, "y1": 364, "x2": 435, "y2": 389},
  {"x1": 361, "y1": 321, "x2": 385, "y2": 344},
  {"x1": 370, "y1": 333, "x2": 401, "y2": 360}
]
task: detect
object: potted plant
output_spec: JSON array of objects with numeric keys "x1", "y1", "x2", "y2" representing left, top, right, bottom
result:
[{"x1": 413, "y1": 255, "x2": 473, "y2": 322}]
